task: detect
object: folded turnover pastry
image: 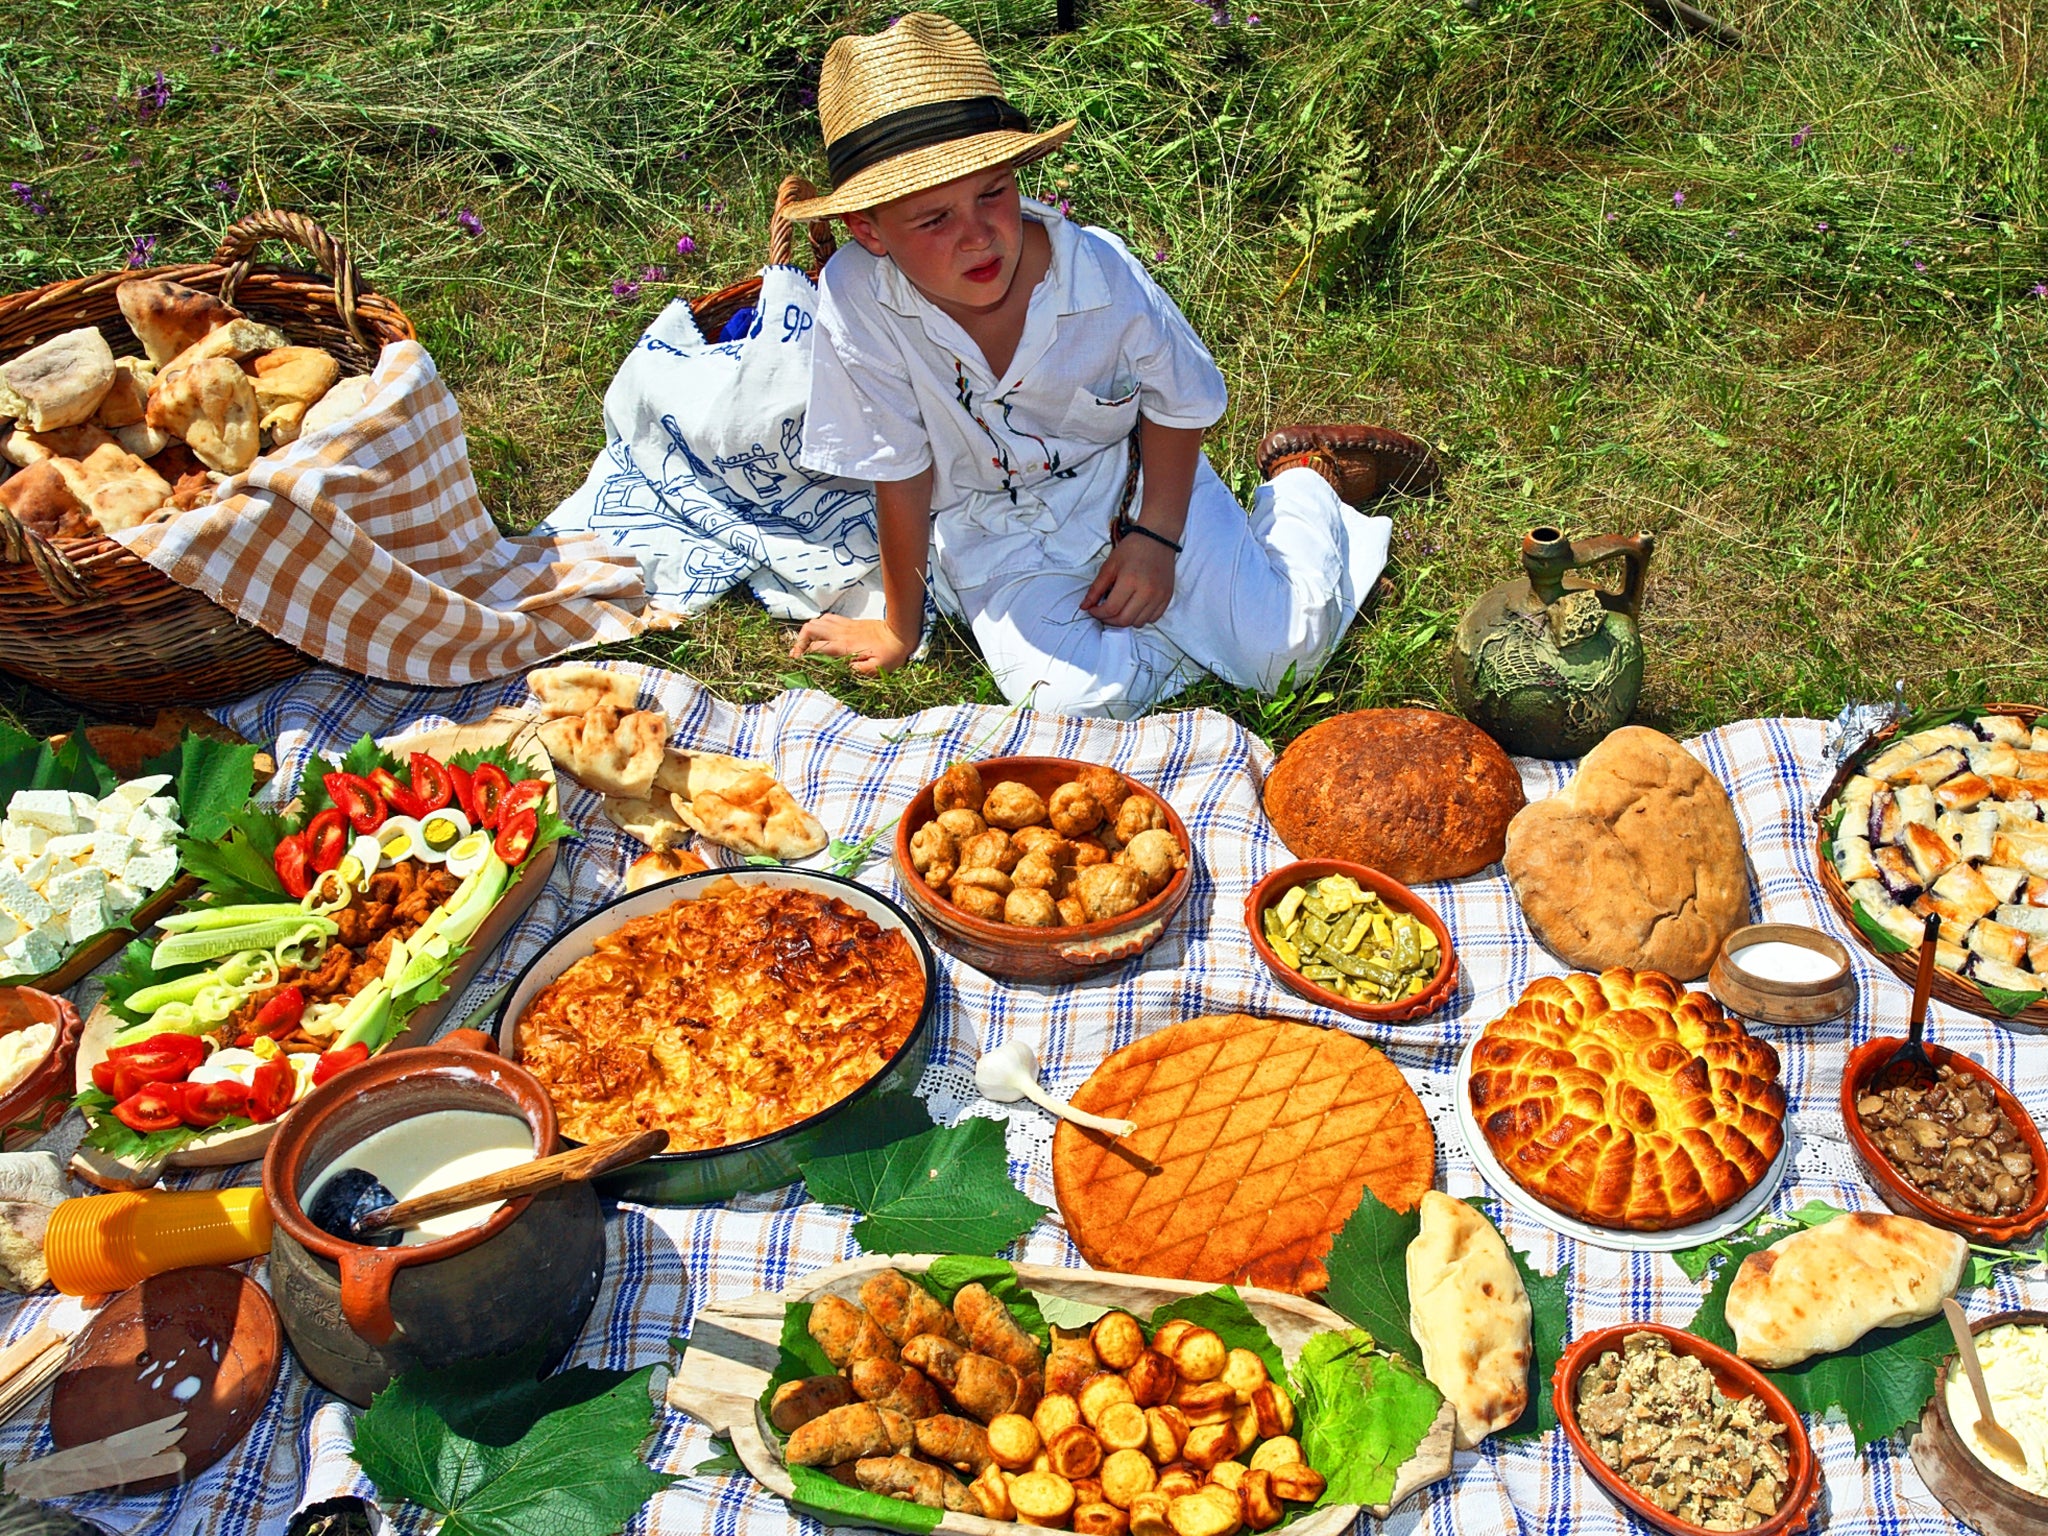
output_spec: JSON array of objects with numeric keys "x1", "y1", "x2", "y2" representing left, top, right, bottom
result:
[
  {"x1": 1405, "y1": 1191, "x2": 1531, "y2": 1447},
  {"x1": 1725, "y1": 1212, "x2": 1967, "y2": 1368}
]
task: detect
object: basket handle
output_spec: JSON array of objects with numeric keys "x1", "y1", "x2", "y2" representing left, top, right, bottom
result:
[
  {"x1": 769, "y1": 177, "x2": 837, "y2": 271},
  {"x1": 0, "y1": 504, "x2": 93, "y2": 604},
  {"x1": 212, "y1": 211, "x2": 369, "y2": 353}
]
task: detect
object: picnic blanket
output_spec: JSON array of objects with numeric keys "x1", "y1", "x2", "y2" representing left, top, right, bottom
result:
[
  {"x1": 537, "y1": 266, "x2": 889, "y2": 624},
  {"x1": 4, "y1": 662, "x2": 2041, "y2": 1535},
  {"x1": 110, "y1": 341, "x2": 659, "y2": 686}
]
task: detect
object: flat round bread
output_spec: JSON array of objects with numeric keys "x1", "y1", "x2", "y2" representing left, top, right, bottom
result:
[{"x1": 1053, "y1": 1016, "x2": 1435, "y2": 1295}]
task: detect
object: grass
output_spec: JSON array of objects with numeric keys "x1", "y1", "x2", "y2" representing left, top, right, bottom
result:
[{"x1": 2, "y1": 0, "x2": 2045, "y2": 746}]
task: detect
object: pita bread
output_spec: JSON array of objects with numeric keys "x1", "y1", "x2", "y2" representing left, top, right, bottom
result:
[
  {"x1": 1726, "y1": 1212, "x2": 1967, "y2": 1368},
  {"x1": 49, "y1": 444, "x2": 171, "y2": 533},
  {"x1": 653, "y1": 749, "x2": 775, "y2": 801},
  {"x1": 94, "y1": 357, "x2": 155, "y2": 429},
  {"x1": 604, "y1": 793, "x2": 691, "y2": 849},
  {"x1": 625, "y1": 846, "x2": 708, "y2": 893},
  {"x1": 116, "y1": 278, "x2": 239, "y2": 367},
  {"x1": 528, "y1": 664, "x2": 638, "y2": 719},
  {"x1": 1405, "y1": 1191, "x2": 1531, "y2": 1448},
  {"x1": 157, "y1": 318, "x2": 292, "y2": 378},
  {"x1": 2, "y1": 424, "x2": 117, "y2": 469},
  {"x1": 300, "y1": 374, "x2": 372, "y2": 437},
  {"x1": 0, "y1": 460, "x2": 94, "y2": 539},
  {"x1": 0, "y1": 328, "x2": 116, "y2": 432},
  {"x1": 247, "y1": 346, "x2": 341, "y2": 445},
  {"x1": 674, "y1": 771, "x2": 828, "y2": 861},
  {"x1": 537, "y1": 706, "x2": 668, "y2": 799},
  {"x1": 146, "y1": 357, "x2": 260, "y2": 474}
]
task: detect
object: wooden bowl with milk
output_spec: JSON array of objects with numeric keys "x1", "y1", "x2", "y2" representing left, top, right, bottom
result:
[{"x1": 1708, "y1": 923, "x2": 1856, "y2": 1026}]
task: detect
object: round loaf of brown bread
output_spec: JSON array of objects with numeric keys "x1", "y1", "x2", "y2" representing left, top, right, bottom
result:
[{"x1": 1262, "y1": 708, "x2": 1525, "y2": 883}]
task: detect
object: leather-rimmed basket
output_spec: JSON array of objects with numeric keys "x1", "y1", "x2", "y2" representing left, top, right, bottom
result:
[
  {"x1": 1813, "y1": 701, "x2": 2048, "y2": 1028},
  {"x1": 0, "y1": 211, "x2": 415, "y2": 718}
]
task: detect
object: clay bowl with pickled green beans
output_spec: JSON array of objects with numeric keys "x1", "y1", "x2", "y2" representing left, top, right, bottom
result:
[{"x1": 1245, "y1": 859, "x2": 1457, "y2": 1022}]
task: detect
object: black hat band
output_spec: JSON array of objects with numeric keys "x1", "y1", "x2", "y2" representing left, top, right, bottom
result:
[{"x1": 827, "y1": 95, "x2": 1034, "y2": 188}]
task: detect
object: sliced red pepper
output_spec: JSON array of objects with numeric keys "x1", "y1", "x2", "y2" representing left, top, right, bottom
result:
[
  {"x1": 311, "y1": 1042, "x2": 370, "y2": 1087},
  {"x1": 246, "y1": 1059, "x2": 297, "y2": 1123},
  {"x1": 322, "y1": 772, "x2": 387, "y2": 835},
  {"x1": 176, "y1": 1078, "x2": 251, "y2": 1129},
  {"x1": 250, "y1": 986, "x2": 306, "y2": 1040},
  {"x1": 471, "y1": 762, "x2": 512, "y2": 830},
  {"x1": 409, "y1": 752, "x2": 454, "y2": 814},
  {"x1": 493, "y1": 808, "x2": 537, "y2": 866},
  {"x1": 112, "y1": 1083, "x2": 185, "y2": 1134},
  {"x1": 448, "y1": 764, "x2": 478, "y2": 823},
  {"x1": 500, "y1": 778, "x2": 548, "y2": 828},
  {"x1": 370, "y1": 766, "x2": 429, "y2": 821},
  {"x1": 274, "y1": 831, "x2": 314, "y2": 899},
  {"x1": 306, "y1": 809, "x2": 351, "y2": 875}
]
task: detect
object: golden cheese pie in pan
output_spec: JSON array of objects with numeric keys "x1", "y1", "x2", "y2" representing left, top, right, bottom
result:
[
  {"x1": 513, "y1": 877, "x2": 925, "y2": 1151},
  {"x1": 1468, "y1": 968, "x2": 1786, "y2": 1231}
]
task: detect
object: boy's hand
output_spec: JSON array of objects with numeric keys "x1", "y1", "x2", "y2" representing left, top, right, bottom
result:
[
  {"x1": 1082, "y1": 535, "x2": 1176, "y2": 629},
  {"x1": 789, "y1": 615, "x2": 917, "y2": 675}
]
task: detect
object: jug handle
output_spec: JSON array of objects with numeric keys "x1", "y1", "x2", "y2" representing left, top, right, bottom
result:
[
  {"x1": 339, "y1": 1246, "x2": 410, "y2": 1347},
  {"x1": 1567, "y1": 532, "x2": 1656, "y2": 620}
]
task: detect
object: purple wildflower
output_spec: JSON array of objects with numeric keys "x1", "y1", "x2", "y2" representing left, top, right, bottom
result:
[
  {"x1": 1151, "y1": 246, "x2": 1168, "y2": 262},
  {"x1": 1057, "y1": 198, "x2": 1071, "y2": 216},
  {"x1": 1210, "y1": 0, "x2": 1231, "y2": 22},
  {"x1": 2032, "y1": 283, "x2": 2048, "y2": 298},
  {"x1": 210, "y1": 177, "x2": 238, "y2": 205},
  {"x1": 1672, "y1": 189, "x2": 1685, "y2": 208},
  {"x1": 1815, "y1": 220, "x2": 1829, "y2": 232},
  {"x1": 1892, "y1": 143, "x2": 1908, "y2": 155},
  {"x1": 126, "y1": 234, "x2": 157, "y2": 268},
  {"x1": 9, "y1": 181, "x2": 47, "y2": 217},
  {"x1": 455, "y1": 207, "x2": 482, "y2": 236},
  {"x1": 798, "y1": 87, "x2": 817, "y2": 106},
  {"x1": 1605, "y1": 211, "x2": 1617, "y2": 222},
  {"x1": 210, "y1": 39, "x2": 223, "y2": 54},
  {"x1": 641, "y1": 264, "x2": 668, "y2": 282},
  {"x1": 611, "y1": 278, "x2": 641, "y2": 300},
  {"x1": 138, "y1": 69, "x2": 171, "y2": 121},
  {"x1": 1790, "y1": 124, "x2": 1811, "y2": 149},
  {"x1": 1914, "y1": 260, "x2": 1927, "y2": 272},
  {"x1": 676, "y1": 234, "x2": 697, "y2": 256},
  {"x1": 1246, "y1": 11, "x2": 1260, "y2": 23}
]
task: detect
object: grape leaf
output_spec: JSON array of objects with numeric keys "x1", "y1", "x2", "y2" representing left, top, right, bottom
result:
[
  {"x1": 916, "y1": 1255, "x2": 1050, "y2": 1351},
  {"x1": 759, "y1": 1301, "x2": 835, "y2": 1417},
  {"x1": 1670, "y1": 1201, "x2": 1845, "y2": 1282},
  {"x1": 1294, "y1": 1329, "x2": 1442, "y2": 1509},
  {"x1": 1034, "y1": 1290, "x2": 1111, "y2": 1332},
  {"x1": 144, "y1": 733, "x2": 260, "y2": 843},
  {"x1": 685, "y1": 1437, "x2": 744, "y2": 1479},
  {"x1": 297, "y1": 734, "x2": 405, "y2": 823},
  {"x1": 797, "y1": 1118, "x2": 1046, "y2": 1256},
  {"x1": 177, "y1": 807, "x2": 288, "y2": 905},
  {"x1": 1851, "y1": 902, "x2": 1912, "y2": 955},
  {"x1": 99, "y1": 937, "x2": 205, "y2": 1027},
  {"x1": 1482, "y1": 1209, "x2": 1572, "y2": 1441},
  {"x1": 1149, "y1": 1285, "x2": 1289, "y2": 1391},
  {"x1": 788, "y1": 1463, "x2": 940, "y2": 1534},
  {"x1": 1976, "y1": 982, "x2": 2042, "y2": 1017},
  {"x1": 350, "y1": 1347, "x2": 672, "y2": 1536},
  {"x1": 448, "y1": 742, "x2": 577, "y2": 863},
  {"x1": 70, "y1": 1087, "x2": 250, "y2": 1164},
  {"x1": 1320, "y1": 1186, "x2": 1421, "y2": 1367}
]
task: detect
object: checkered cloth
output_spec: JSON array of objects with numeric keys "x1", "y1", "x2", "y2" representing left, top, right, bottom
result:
[
  {"x1": 5, "y1": 664, "x2": 2039, "y2": 1534},
  {"x1": 109, "y1": 341, "x2": 659, "y2": 686}
]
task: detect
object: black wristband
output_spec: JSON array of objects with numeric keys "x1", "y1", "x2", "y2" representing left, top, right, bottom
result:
[{"x1": 1115, "y1": 511, "x2": 1183, "y2": 555}]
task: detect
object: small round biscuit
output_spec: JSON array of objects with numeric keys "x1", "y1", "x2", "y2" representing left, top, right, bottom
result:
[
  {"x1": 1006, "y1": 886, "x2": 1060, "y2": 927},
  {"x1": 984, "y1": 780, "x2": 1050, "y2": 830},
  {"x1": 935, "y1": 762, "x2": 985, "y2": 814}
]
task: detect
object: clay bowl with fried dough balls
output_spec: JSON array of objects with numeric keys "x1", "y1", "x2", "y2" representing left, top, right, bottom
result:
[
  {"x1": 1839, "y1": 1036, "x2": 2048, "y2": 1246},
  {"x1": 1245, "y1": 859, "x2": 1458, "y2": 1022},
  {"x1": 1553, "y1": 1323, "x2": 1818, "y2": 1536},
  {"x1": 893, "y1": 756, "x2": 1193, "y2": 984}
]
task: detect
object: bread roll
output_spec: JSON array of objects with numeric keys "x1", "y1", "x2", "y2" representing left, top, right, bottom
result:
[
  {"x1": 1404, "y1": 1191, "x2": 1531, "y2": 1447},
  {"x1": 1726, "y1": 1212, "x2": 1968, "y2": 1368}
]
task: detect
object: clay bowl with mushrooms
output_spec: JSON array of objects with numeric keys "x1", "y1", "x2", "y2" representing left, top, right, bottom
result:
[
  {"x1": 1841, "y1": 1037, "x2": 2048, "y2": 1245},
  {"x1": 892, "y1": 756, "x2": 1193, "y2": 984}
]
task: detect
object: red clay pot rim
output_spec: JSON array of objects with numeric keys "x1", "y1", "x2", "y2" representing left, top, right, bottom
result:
[
  {"x1": 1242, "y1": 858, "x2": 1459, "y2": 1022},
  {"x1": 891, "y1": 756, "x2": 1191, "y2": 946},
  {"x1": 1552, "y1": 1322, "x2": 1819, "y2": 1536},
  {"x1": 1839, "y1": 1036, "x2": 2048, "y2": 1244},
  {"x1": 261, "y1": 1041, "x2": 551, "y2": 1264},
  {"x1": 1927, "y1": 1307, "x2": 2048, "y2": 1511},
  {"x1": 0, "y1": 985, "x2": 82, "y2": 1125}
]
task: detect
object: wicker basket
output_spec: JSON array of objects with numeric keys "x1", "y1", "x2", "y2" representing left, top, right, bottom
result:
[
  {"x1": 0, "y1": 212, "x2": 415, "y2": 719},
  {"x1": 690, "y1": 176, "x2": 837, "y2": 340},
  {"x1": 1813, "y1": 700, "x2": 2048, "y2": 1028}
]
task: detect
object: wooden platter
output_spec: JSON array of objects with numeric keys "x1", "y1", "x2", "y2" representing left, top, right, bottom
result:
[
  {"x1": 69, "y1": 710, "x2": 558, "y2": 1183},
  {"x1": 667, "y1": 1253, "x2": 1457, "y2": 1532}
]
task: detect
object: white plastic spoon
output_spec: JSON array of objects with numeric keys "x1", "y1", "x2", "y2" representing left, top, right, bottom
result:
[{"x1": 975, "y1": 1039, "x2": 1137, "y2": 1138}]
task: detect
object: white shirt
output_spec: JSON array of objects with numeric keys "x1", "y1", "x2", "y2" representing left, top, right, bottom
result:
[{"x1": 799, "y1": 200, "x2": 1229, "y2": 596}]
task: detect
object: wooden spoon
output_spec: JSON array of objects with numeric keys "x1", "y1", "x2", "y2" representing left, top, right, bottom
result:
[
  {"x1": 1941, "y1": 1298, "x2": 2030, "y2": 1476},
  {"x1": 351, "y1": 1129, "x2": 668, "y2": 1238},
  {"x1": 1879, "y1": 912, "x2": 1944, "y2": 1088}
]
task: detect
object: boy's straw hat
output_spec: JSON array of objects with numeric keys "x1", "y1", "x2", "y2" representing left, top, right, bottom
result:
[{"x1": 782, "y1": 13, "x2": 1074, "y2": 222}]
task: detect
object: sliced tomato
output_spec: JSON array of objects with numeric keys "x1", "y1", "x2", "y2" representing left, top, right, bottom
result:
[
  {"x1": 274, "y1": 831, "x2": 314, "y2": 899},
  {"x1": 105, "y1": 1033, "x2": 208, "y2": 1079},
  {"x1": 471, "y1": 762, "x2": 512, "y2": 830},
  {"x1": 493, "y1": 808, "x2": 537, "y2": 866},
  {"x1": 246, "y1": 1059, "x2": 297, "y2": 1123},
  {"x1": 370, "y1": 766, "x2": 429, "y2": 821},
  {"x1": 312, "y1": 1042, "x2": 370, "y2": 1087},
  {"x1": 500, "y1": 778, "x2": 548, "y2": 827},
  {"x1": 90, "y1": 1059, "x2": 119, "y2": 1095},
  {"x1": 409, "y1": 752, "x2": 454, "y2": 814},
  {"x1": 249, "y1": 986, "x2": 306, "y2": 1040},
  {"x1": 448, "y1": 763, "x2": 478, "y2": 823},
  {"x1": 112, "y1": 1083, "x2": 185, "y2": 1134},
  {"x1": 322, "y1": 772, "x2": 387, "y2": 835},
  {"x1": 176, "y1": 1078, "x2": 251, "y2": 1129},
  {"x1": 306, "y1": 809, "x2": 351, "y2": 876}
]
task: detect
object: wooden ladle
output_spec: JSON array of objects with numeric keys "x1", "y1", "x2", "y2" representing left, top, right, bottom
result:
[
  {"x1": 1941, "y1": 1298, "x2": 2030, "y2": 1476},
  {"x1": 350, "y1": 1129, "x2": 668, "y2": 1239},
  {"x1": 1879, "y1": 912, "x2": 1944, "y2": 1088}
]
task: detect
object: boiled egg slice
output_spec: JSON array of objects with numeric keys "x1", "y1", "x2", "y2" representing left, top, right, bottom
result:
[
  {"x1": 376, "y1": 816, "x2": 425, "y2": 866},
  {"x1": 413, "y1": 807, "x2": 471, "y2": 865},
  {"x1": 337, "y1": 833, "x2": 383, "y2": 890},
  {"x1": 187, "y1": 1048, "x2": 266, "y2": 1088},
  {"x1": 445, "y1": 830, "x2": 493, "y2": 880}
]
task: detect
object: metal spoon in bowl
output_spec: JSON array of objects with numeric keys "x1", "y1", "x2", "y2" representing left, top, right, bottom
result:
[
  {"x1": 1941, "y1": 1298, "x2": 2030, "y2": 1476},
  {"x1": 975, "y1": 1039, "x2": 1136, "y2": 1138}
]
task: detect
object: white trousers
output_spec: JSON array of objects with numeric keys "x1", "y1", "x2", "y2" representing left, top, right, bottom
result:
[{"x1": 944, "y1": 461, "x2": 1390, "y2": 720}]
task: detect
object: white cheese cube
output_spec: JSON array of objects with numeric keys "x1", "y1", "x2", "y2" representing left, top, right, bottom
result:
[
  {"x1": 2, "y1": 929, "x2": 62, "y2": 977},
  {"x1": 65, "y1": 892, "x2": 109, "y2": 945},
  {"x1": 122, "y1": 849, "x2": 178, "y2": 895},
  {"x1": 89, "y1": 834, "x2": 136, "y2": 874},
  {"x1": 14, "y1": 852, "x2": 51, "y2": 890},
  {"x1": 43, "y1": 865, "x2": 105, "y2": 909},
  {"x1": 5, "y1": 791, "x2": 76, "y2": 834},
  {"x1": 0, "y1": 823, "x2": 46, "y2": 859},
  {"x1": 0, "y1": 912, "x2": 18, "y2": 949},
  {"x1": 42, "y1": 833, "x2": 94, "y2": 865},
  {"x1": 113, "y1": 775, "x2": 173, "y2": 806},
  {"x1": 66, "y1": 792, "x2": 98, "y2": 822},
  {"x1": 125, "y1": 811, "x2": 178, "y2": 850},
  {"x1": 139, "y1": 796, "x2": 179, "y2": 825},
  {"x1": 90, "y1": 799, "x2": 134, "y2": 834},
  {"x1": 30, "y1": 911, "x2": 66, "y2": 947},
  {"x1": 0, "y1": 868, "x2": 49, "y2": 927},
  {"x1": 104, "y1": 878, "x2": 143, "y2": 913}
]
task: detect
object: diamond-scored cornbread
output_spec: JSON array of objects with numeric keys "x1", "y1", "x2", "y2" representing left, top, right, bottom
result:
[{"x1": 1052, "y1": 1015, "x2": 1434, "y2": 1295}]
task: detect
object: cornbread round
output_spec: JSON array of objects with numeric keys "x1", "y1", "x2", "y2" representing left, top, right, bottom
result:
[
  {"x1": 1052, "y1": 1016, "x2": 1435, "y2": 1294},
  {"x1": 1468, "y1": 969, "x2": 1786, "y2": 1231},
  {"x1": 513, "y1": 880, "x2": 925, "y2": 1150},
  {"x1": 1262, "y1": 709, "x2": 1525, "y2": 884}
]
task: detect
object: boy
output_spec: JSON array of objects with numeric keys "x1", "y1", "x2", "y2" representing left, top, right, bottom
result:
[{"x1": 786, "y1": 14, "x2": 1438, "y2": 719}]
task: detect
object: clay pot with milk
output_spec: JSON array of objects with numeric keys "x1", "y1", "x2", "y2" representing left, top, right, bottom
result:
[{"x1": 260, "y1": 1029, "x2": 604, "y2": 1405}]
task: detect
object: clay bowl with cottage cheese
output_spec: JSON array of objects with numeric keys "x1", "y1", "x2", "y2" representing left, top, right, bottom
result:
[
  {"x1": 1911, "y1": 1308, "x2": 2048, "y2": 1536},
  {"x1": 1553, "y1": 1322, "x2": 1818, "y2": 1536},
  {"x1": 0, "y1": 986, "x2": 82, "y2": 1152}
]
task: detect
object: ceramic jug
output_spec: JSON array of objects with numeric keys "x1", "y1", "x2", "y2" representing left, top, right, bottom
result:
[
  {"x1": 260, "y1": 1030, "x2": 604, "y2": 1406},
  {"x1": 1450, "y1": 527, "x2": 1655, "y2": 759}
]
